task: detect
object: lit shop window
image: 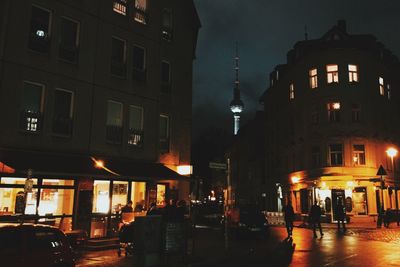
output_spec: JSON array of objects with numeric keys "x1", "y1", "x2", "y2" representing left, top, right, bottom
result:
[
  {"x1": 113, "y1": 0, "x2": 127, "y2": 16},
  {"x1": 111, "y1": 181, "x2": 128, "y2": 214},
  {"x1": 348, "y1": 64, "x2": 358, "y2": 82},
  {"x1": 156, "y1": 184, "x2": 166, "y2": 207},
  {"x1": 326, "y1": 64, "x2": 339, "y2": 84},
  {"x1": 309, "y1": 68, "x2": 318, "y2": 89},
  {"x1": 134, "y1": 0, "x2": 147, "y2": 24},
  {"x1": 38, "y1": 188, "x2": 74, "y2": 216},
  {"x1": 92, "y1": 180, "x2": 110, "y2": 213},
  {"x1": 0, "y1": 188, "x2": 37, "y2": 215},
  {"x1": 329, "y1": 144, "x2": 343, "y2": 166},
  {"x1": 327, "y1": 102, "x2": 341, "y2": 122},
  {"x1": 289, "y1": 83, "x2": 295, "y2": 100},
  {"x1": 353, "y1": 145, "x2": 366, "y2": 166},
  {"x1": 131, "y1": 182, "x2": 146, "y2": 209},
  {"x1": 379, "y1": 77, "x2": 385, "y2": 96}
]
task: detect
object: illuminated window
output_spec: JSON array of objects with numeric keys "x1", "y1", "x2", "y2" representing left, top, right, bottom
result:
[
  {"x1": 20, "y1": 82, "x2": 44, "y2": 132},
  {"x1": 353, "y1": 144, "x2": 365, "y2": 165},
  {"x1": 327, "y1": 102, "x2": 341, "y2": 122},
  {"x1": 326, "y1": 64, "x2": 339, "y2": 84},
  {"x1": 111, "y1": 37, "x2": 126, "y2": 77},
  {"x1": 113, "y1": 0, "x2": 127, "y2": 15},
  {"x1": 52, "y1": 89, "x2": 73, "y2": 135},
  {"x1": 131, "y1": 182, "x2": 146, "y2": 208},
  {"x1": 111, "y1": 181, "x2": 128, "y2": 214},
  {"x1": 329, "y1": 144, "x2": 343, "y2": 166},
  {"x1": 309, "y1": 68, "x2": 318, "y2": 89},
  {"x1": 29, "y1": 5, "x2": 52, "y2": 53},
  {"x1": 38, "y1": 188, "x2": 74, "y2": 216},
  {"x1": 132, "y1": 45, "x2": 146, "y2": 82},
  {"x1": 387, "y1": 84, "x2": 391, "y2": 100},
  {"x1": 134, "y1": 0, "x2": 147, "y2": 24},
  {"x1": 379, "y1": 77, "x2": 384, "y2": 96},
  {"x1": 161, "y1": 9, "x2": 173, "y2": 41},
  {"x1": 289, "y1": 83, "x2": 295, "y2": 100},
  {"x1": 128, "y1": 105, "x2": 144, "y2": 147},
  {"x1": 156, "y1": 184, "x2": 166, "y2": 207},
  {"x1": 159, "y1": 114, "x2": 170, "y2": 153},
  {"x1": 348, "y1": 64, "x2": 358, "y2": 82},
  {"x1": 351, "y1": 103, "x2": 360, "y2": 122},
  {"x1": 59, "y1": 17, "x2": 79, "y2": 63},
  {"x1": 92, "y1": 180, "x2": 110, "y2": 213},
  {"x1": 106, "y1": 101, "x2": 123, "y2": 144}
]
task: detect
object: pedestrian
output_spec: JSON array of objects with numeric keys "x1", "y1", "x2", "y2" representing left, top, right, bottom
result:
[
  {"x1": 309, "y1": 201, "x2": 323, "y2": 238},
  {"x1": 134, "y1": 201, "x2": 144, "y2": 212},
  {"x1": 384, "y1": 208, "x2": 391, "y2": 228},
  {"x1": 121, "y1": 200, "x2": 133, "y2": 213},
  {"x1": 283, "y1": 200, "x2": 295, "y2": 237},
  {"x1": 335, "y1": 200, "x2": 346, "y2": 232},
  {"x1": 147, "y1": 202, "x2": 161, "y2": 216}
]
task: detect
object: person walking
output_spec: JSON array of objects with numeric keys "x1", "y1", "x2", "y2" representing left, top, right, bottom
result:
[
  {"x1": 309, "y1": 201, "x2": 323, "y2": 238},
  {"x1": 283, "y1": 201, "x2": 295, "y2": 237},
  {"x1": 335, "y1": 200, "x2": 346, "y2": 232}
]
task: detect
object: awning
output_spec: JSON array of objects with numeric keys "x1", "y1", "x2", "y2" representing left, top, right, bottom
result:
[{"x1": 0, "y1": 150, "x2": 187, "y2": 181}]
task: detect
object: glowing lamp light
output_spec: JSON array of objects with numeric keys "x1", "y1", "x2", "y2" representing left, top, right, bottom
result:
[
  {"x1": 332, "y1": 102, "x2": 341, "y2": 109},
  {"x1": 291, "y1": 176, "x2": 300, "y2": 184},
  {"x1": 36, "y1": 30, "x2": 45, "y2": 37},
  {"x1": 94, "y1": 160, "x2": 104, "y2": 169},
  {"x1": 177, "y1": 165, "x2": 192, "y2": 175},
  {"x1": 353, "y1": 156, "x2": 358, "y2": 163},
  {"x1": 386, "y1": 147, "x2": 398, "y2": 158}
]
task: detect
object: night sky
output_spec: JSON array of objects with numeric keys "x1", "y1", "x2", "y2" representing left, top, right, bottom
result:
[{"x1": 192, "y1": 0, "x2": 400, "y2": 139}]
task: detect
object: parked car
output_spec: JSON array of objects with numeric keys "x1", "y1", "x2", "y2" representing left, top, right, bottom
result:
[
  {"x1": 224, "y1": 206, "x2": 269, "y2": 238},
  {"x1": 0, "y1": 223, "x2": 75, "y2": 267},
  {"x1": 191, "y1": 201, "x2": 224, "y2": 227}
]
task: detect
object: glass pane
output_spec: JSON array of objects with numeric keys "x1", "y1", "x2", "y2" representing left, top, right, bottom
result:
[
  {"x1": 42, "y1": 179, "x2": 74, "y2": 186},
  {"x1": 38, "y1": 188, "x2": 74, "y2": 216},
  {"x1": 107, "y1": 101, "x2": 123, "y2": 126},
  {"x1": 111, "y1": 181, "x2": 128, "y2": 214},
  {"x1": 21, "y1": 82, "x2": 42, "y2": 112},
  {"x1": 1, "y1": 177, "x2": 38, "y2": 185},
  {"x1": 61, "y1": 18, "x2": 78, "y2": 47},
  {"x1": 112, "y1": 38, "x2": 125, "y2": 63},
  {"x1": 92, "y1": 180, "x2": 110, "y2": 213},
  {"x1": 162, "y1": 10, "x2": 172, "y2": 27},
  {"x1": 31, "y1": 6, "x2": 50, "y2": 35},
  {"x1": 135, "y1": 0, "x2": 147, "y2": 10},
  {"x1": 133, "y1": 46, "x2": 145, "y2": 70},
  {"x1": 156, "y1": 184, "x2": 166, "y2": 207},
  {"x1": 0, "y1": 188, "x2": 36, "y2": 215},
  {"x1": 159, "y1": 115, "x2": 168, "y2": 138},
  {"x1": 131, "y1": 182, "x2": 146, "y2": 210},
  {"x1": 129, "y1": 106, "x2": 143, "y2": 129},
  {"x1": 54, "y1": 90, "x2": 72, "y2": 117}
]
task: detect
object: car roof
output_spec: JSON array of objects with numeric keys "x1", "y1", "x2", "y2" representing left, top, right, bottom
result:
[{"x1": 0, "y1": 223, "x2": 60, "y2": 231}]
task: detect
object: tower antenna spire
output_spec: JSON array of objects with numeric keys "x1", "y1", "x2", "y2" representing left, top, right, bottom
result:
[{"x1": 230, "y1": 42, "x2": 244, "y2": 135}]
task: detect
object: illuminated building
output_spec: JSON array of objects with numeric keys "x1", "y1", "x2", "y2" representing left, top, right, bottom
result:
[
  {"x1": 0, "y1": 0, "x2": 200, "y2": 237},
  {"x1": 230, "y1": 43, "x2": 244, "y2": 135},
  {"x1": 260, "y1": 21, "x2": 400, "y2": 221}
]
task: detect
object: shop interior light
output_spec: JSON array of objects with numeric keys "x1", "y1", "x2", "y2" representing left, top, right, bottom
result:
[{"x1": 347, "y1": 181, "x2": 354, "y2": 187}]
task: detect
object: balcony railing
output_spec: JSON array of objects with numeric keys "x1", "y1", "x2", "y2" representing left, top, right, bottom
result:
[
  {"x1": 52, "y1": 116, "x2": 73, "y2": 136},
  {"x1": 59, "y1": 44, "x2": 79, "y2": 63},
  {"x1": 159, "y1": 137, "x2": 170, "y2": 153},
  {"x1": 20, "y1": 110, "x2": 42, "y2": 133},
  {"x1": 161, "y1": 27, "x2": 173, "y2": 41},
  {"x1": 134, "y1": 5, "x2": 148, "y2": 24},
  {"x1": 133, "y1": 68, "x2": 146, "y2": 82},
  {"x1": 128, "y1": 128, "x2": 144, "y2": 147},
  {"x1": 111, "y1": 61, "x2": 127, "y2": 77},
  {"x1": 106, "y1": 125, "x2": 123, "y2": 144}
]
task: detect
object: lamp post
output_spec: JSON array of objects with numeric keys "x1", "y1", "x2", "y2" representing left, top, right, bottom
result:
[
  {"x1": 386, "y1": 147, "x2": 399, "y2": 225},
  {"x1": 376, "y1": 165, "x2": 387, "y2": 228}
]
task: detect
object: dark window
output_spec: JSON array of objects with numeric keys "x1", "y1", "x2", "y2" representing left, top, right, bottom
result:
[
  {"x1": 59, "y1": 18, "x2": 79, "y2": 63},
  {"x1": 20, "y1": 82, "x2": 43, "y2": 132},
  {"x1": 161, "y1": 9, "x2": 173, "y2": 41},
  {"x1": 311, "y1": 107, "x2": 319, "y2": 125},
  {"x1": 311, "y1": 146, "x2": 320, "y2": 168},
  {"x1": 353, "y1": 144, "x2": 365, "y2": 165},
  {"x1": 128, "y1": 105, "x2": 144, "y2": 147},
  {"x1": 28, "y1": 5, "x2": 51, "y2": 53},
  {"x1": 159, "y1": 115, "x2": 169, "y2": 153},
  {"x1": 161, "y1": 61, "x2": 171, "y2": 93},
  {"x1": 327, "y1": 102, "x2": 341, "y2": 122},
  {"x1": 106, "y1": 101, "x2": 123, "y2": 144},
  {"x1": 132, "y1": 45, "x2": 146, "y2": 82},
  {"x1": 329, "y1": 144, "x2": 343, "y2": 166},
  {"x1": 111, "y1": 37, "x2": 126, "y2": 77},
  {"x1": 52, "y1": 89, "x2": 73, "y2": 135},
  {"x1": 352, "y1": 104, "x2": 360, "y2": 122}
]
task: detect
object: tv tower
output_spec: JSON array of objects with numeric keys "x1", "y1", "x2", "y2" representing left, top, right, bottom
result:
[{"x1": 230, "y1": 42, "x2": 244, "y2": 135}]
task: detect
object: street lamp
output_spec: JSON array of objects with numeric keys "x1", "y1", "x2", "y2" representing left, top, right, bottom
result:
[
  {"x1": 386, "y1": 147, "x2": 399, "y2": 225},
  {"x1": 376, "y1": 165, "x2": 387, "y2": 228}
]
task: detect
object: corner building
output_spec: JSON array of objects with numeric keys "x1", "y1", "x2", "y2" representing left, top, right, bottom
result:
[
  {"x1": 0, "y1": 0, "x2": 200, "y2": 237},
  {"x1": 261, "y1": 21, "x2": 400, "y2": 221}
]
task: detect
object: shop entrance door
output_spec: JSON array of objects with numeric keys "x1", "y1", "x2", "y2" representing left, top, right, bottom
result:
[
  {"x1": 331, "y1": 189, "x2": 345, "y2": 222},
  {"x1": 353, "y1": 187, "x2": 368, "y2": 215}
]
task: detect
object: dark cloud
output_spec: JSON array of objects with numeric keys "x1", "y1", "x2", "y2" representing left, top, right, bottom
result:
[{"x1": 193, "y1": 0, "x2": 400, "y2": 138}]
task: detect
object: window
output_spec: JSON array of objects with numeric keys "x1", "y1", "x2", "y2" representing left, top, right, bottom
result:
[
  {"x1": 128, "y1": 105, "x2": 144, "y2": 147},
  {"x1": 379, "y1": 77, "x2": 384, "y2": 96},
  {"x1": 329, "y1": 144, "x2": 343, "y2": 166},
  {"x1": 326, "y1": 64, "x2": 339, "y2": 84},
  {"x1": 353, "y1": 145, "x2": 365, "y2": 166},
  {"x1": 352, "y1": 103, "x2": 360, "y2": 122},
  {"x1": 161, "y1": 9, "x2": 173, "y2": 41},
  {"x1": 348, "y1": 64, "x2": 358, "y2": 82},
  {"x1": 327, "y1": 102, "x2": 341, "y2": 122},
  {"x1": 132, "y1": 45, "x2": 146, "y2": 82},
  {"x1": 387, "y1": 84, "x2": 391, "y2": 100},
  {"x1": 113, "y1": 0, "x2": 127, "y2": 16},
  {"x1": 59, "y1": 18, "x2": 79, "y2": 63},
  {"x1": 161, "y1": 61, "x2": 171, "y2": 93},
  {"x1": 311, "y1": 146, "x2": 320, "y2": 168},
  {"x1": 289, "y1": 83, "x2": 295, "y2": 100},
  {"x1": 159, "y1": 115, "x2": 169, "y2": 153},
  {"x1": 29, "y1": 5, "x2": 51, "y2": 53},
  {"x1": 311, "y1": 107, "x2": 319, "y2": 125},
  {"x1": 20, "y1": 82, "x2": 44, "y2": 132},
  {"x1": 134, "y1": 0, "x2": 147, "y2": 24},
  {"x1": 52, "y1": 89, "x2": 73, "y2": 135},
  {"x1": 106, "y1": 101, "x2": 123, "y2": 144},
  {"x1": 131, "y1": 182, "x2": 146, "y2": 209},
  {"x1": 92, "y1": 180, "x2": 110, "y2": 213},
  {"x1": 111, "y1": 181, "x2": 128, "y2": 214},
  {"x1": 111, "y1": 37, "x2": 126, "y2": 77},
  {"x1": 309, "y1": 68, "x2": 318, "y2": 89}
]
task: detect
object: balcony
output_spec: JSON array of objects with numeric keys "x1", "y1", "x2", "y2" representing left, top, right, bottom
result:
[
  {"x1": 132, "y1": 68, "x2": 146, "y2": 83},
  {"x1": 52, "y1": 116, "x2": 73, "y2": 136},
  {"x1": 161, "y1": 27, "x2": 173, "y2": 41},
  {"x1": 20, "y1": 111, "x2": 42, "y2": 133},
  {"x1": 106, "y1": 125, "x2": 122, "y2": 144},
  {"x1": 28, "y1": 33, "x2": 51, "y2": 53},
  {"x1": 111, "y1": 61, "x2": 127, "y2": 77},
  {"x1": 59, "y1": 44, "x2": 79, "y2": 63},
  {"x1": 128, "y1": 128, "x2": 144, "y2": 147},
  {"x1": 134, "y1": 6, "x2": 148, "y2": 24},
  {"x1": 159, "y1": 137, "x2": 170, "y2": 153}
]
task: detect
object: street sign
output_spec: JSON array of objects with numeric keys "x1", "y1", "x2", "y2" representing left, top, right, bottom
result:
[{"x1": 209, "y1": 162, "x2": 227, "y2": 170}]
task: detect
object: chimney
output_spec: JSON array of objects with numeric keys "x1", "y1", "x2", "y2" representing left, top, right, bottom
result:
[{"x1": 337, "y1": 20, "x2": 347, "y2": 33}]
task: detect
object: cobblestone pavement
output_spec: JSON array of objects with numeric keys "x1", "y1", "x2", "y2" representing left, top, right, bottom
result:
[{"x1": 348, "y1": 227, "x2": 400, "y2": 244}]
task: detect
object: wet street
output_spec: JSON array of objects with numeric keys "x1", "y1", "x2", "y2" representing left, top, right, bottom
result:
[{"x1": 77, "y1": 225, "x2": 400, "y2": 267}]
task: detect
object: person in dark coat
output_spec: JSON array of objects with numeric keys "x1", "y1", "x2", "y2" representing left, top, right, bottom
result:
[
  {"x1": 335, "y1": 200, "x2": 346, "y2": 231},
  {"x1": 282, "y1": 201, "x2": 295, "y2": 237},
  {"x1": 309, "y1": 201, "x2": 323, "y2": 238},
  {"x1": 147, "y1": 202, "x2": 161, "y2": 216},
  {"x1": 121, "y1": 200, "x2": 133, "y2": 213},
  {"x1": 163, "y1": 199, "x2": 179, "y2": 222}
]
